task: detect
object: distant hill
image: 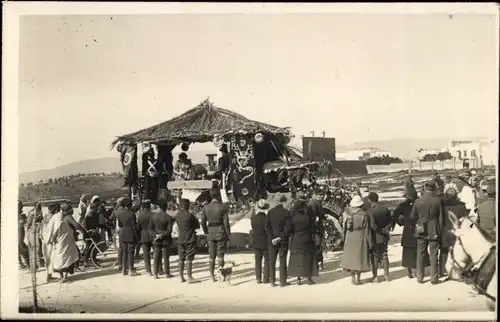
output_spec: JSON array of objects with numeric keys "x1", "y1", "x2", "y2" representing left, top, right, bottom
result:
[{"x1": 19, "y1": 150, "x2": 213, "y2": 183}]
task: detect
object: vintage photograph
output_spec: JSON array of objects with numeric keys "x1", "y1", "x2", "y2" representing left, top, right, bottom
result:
[{"x1": 2, "y1": 2, "x2": 498, "y2": 319}]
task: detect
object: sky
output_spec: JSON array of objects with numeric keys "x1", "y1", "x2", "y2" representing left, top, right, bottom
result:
[{"x1": 18, "y1": 12, "x2": 498, "y2": 173}]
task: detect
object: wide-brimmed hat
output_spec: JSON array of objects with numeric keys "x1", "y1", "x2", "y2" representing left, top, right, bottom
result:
[
  {"x1": 90, "y1": 195, "x2": 100, "y2": 204},
  {"x1": 349, "y1": 195, "x2": 364, "y2": 208},
  {"x1": 275, "y1": 193, "x2": 287, "y2": 203},
  {"x1": 256, "y1": 199, "x2": 270, "y2": 211},
  {"x1": 445, "y1": 188, "x2": 457, "y2": 199}
]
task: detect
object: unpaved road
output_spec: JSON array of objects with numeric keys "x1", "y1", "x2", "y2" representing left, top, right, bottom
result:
[{"x1": 18, "y1": 237, "x2": 492, "y2": 314}]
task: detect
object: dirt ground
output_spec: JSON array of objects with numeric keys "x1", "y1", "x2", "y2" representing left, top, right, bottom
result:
[{"x1": 18, "y1": 236, "x2": 492, "y2": 315}]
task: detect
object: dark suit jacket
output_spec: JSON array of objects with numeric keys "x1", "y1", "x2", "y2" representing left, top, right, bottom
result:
[
  {"x1": 442, "y1": 197, "x2": 467, "y2": 248},
  {"x1": 115, "y1": 207, "x2": 139, "y2": 243},
  {"x1": 367, "y1": 203, "x2": 393, "y2": 244},
  {"x1": 175, "y1": 209, "x2": 200, "y2": 244},
  {"x1": 477, "y1": 198, "x2": 496, "y2": 238},
  {"x1": 265, "y1": 204, "x2": 292, "y2": 246},
  {"x1": 136, "y1": 209, "x2": 154, "y2": 244},
  {"x1": 410, "y1": 192, "x2": 444, "y2": 240},
  {"x1": 200, "y1": 200, "x2": 231, "y2": 242},
  {"x1": 251, "y1": 211, "x2": 268, "y2": 249},
  {"x1": 148, "y1": 210, "x2": 174, "y2": 246}
]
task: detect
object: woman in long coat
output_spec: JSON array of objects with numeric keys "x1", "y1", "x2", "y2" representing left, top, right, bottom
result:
[
  {"x1": 341, "y1": 195, "x2": 373, "y2": 285},
  {"x1": 391, "y1": 189, "x2": 429, "y2": 278},
  {"x1": 288, "y1": 192, "x2": 319, "y2": 285}
]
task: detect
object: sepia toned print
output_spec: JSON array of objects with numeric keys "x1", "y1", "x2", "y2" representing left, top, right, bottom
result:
[{"x1": 2, "y1": 2, "x2": 498, "y2": 320}]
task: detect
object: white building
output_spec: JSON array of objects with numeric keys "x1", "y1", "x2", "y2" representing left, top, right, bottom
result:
[
  {"x1": 446, "y1": 139, "x2": 497, "y2": 167},
  {"x1": 336, "y1": 147, "x2": 392, "y2": 161}
]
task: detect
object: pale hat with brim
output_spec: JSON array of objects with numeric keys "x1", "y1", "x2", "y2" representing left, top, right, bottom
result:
[
  {"x1": 256, "y1": 199, "x2": 270, "y2": 211},
  {"x1": 349, "y1": 195, "x2": 364, "y2": 208}
]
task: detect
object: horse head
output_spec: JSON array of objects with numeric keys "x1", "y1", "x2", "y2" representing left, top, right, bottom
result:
[{"x1": 446, "y1": 211, "x2": 494, "y2": 281}]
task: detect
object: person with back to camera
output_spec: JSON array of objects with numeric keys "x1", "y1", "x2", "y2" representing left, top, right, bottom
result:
[
  {"x1": 136, "y1": 199, "x2": 155, "y2": 276},
  {"x1": 115, "y1": 197, "x2": 139, "y2": 277},
  {"x1": 149, "y1": 198, "x2": 175, "y2": 279},
  {"x1": 176, "y1": 198, "x2": 201, "y2": 283},
  {"x1": 200, "y1": 188, "x2": 231, "y2": 282},
  {"x1": 265, "y1": 193, "x2": 292, "y2": 288},
  {"x1": 366, "y1": 192, "x2": 393, "y2": 283},
  {"x1": 251, "y1": 199, "x2": 271, "y2": 284},
  {"x1": 410, "y1": 181, "x2": 444, "y2": 285}
]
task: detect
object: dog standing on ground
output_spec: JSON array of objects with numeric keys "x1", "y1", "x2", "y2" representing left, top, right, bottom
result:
[{"x1": 215, "y1": 261, "x2": 235, "y2": 287}]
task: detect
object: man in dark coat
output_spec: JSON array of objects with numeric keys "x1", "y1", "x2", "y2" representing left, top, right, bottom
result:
[
  {"x1": 200, "y1": 188, "x2": 231, "y2": 282},
  {"x1": 115, "y1": 197, "x2": 139, "y2": 276},
  {"x1": 26, "y1": 202, "x2": 45, "y2": 268},
  {"x1": 367, "y1": 192, "x2": 393, "y2": 282},
  {"x1": 441, "y1": 188, "x2": 467, "y2": 277},
  {"x1": 404, "y1": 174, "x2": 418, "y2": 199},
  {"x1": 136, "y1": 199, "x2": 155, "y2": 276},
  {"x1": 410, "y1": 181, "x2": 445, "y2": 284},
  {"x1": 18, "y1": 201, "x2": 30, "y2": 269},
  {"x1": 265, "y1": 193, "x2": 292, "y2": 287},
  {"x1": 308, "y1": 190, "x2": 326, "y2": 270},
  {"x1": 149, "y1": 198, "x2": 175, "y2": 279},
  {"x1": 432, "y1": 171, "x2": 445, "y2": 197},
  {"x1": 176, "y1": 198, "x2": 201, "y2": 283},
  {"x1": 251, "y1": 199, "x2": 270, "y2": 284},
  {"x1": 477, "y1": 181, "x2": 496, "y2": 241}
]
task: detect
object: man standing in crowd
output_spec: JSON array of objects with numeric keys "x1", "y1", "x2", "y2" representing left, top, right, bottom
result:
[
  {"x1": 150, "y1": 198, "x2": 175, "y2": 279},
  {"x1": 265, "y1": 193, "x2": 292, "y2": 287},
  {"x1": 136, "y1": 199, "x2": 154, "y2": 276},
  {"x1": 432, "y1": 171, "x2": 445, "y2": 197},
  {"x1": 404, "y1": 174, "x2": 417, "y2": 199},
  {"x1": 366, "y1": 192, "x2": 393, "y2": 283},
  {"x1": 26, "y1": 202, "x2": 45, "y2": 269},
  {"x1": 82, "y1": 196, "x2": 104, "y2": 267},
  {"x1": 201, "y1": 188, "x2": 231, "y2": 282},
  {"x1": 410, "y1": 181, "x2": 444, "y2": 285},
  {"x1": 115, "y1": 197, "x2": 139, "y2": 276},
  {"x1": 176, "y1": 198, "x2": 201, "y2": 283},
  {"x1": 18, "y1": 201, "x2": 30, "y2": 269},
  {"x1": 477, "y1": 180, "x2": 496, "y2": 241}
]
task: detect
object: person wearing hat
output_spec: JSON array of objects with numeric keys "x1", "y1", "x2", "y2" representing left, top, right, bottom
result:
[
  {"x1": 18, "y1": 200, "x2": 30, "y2": 269},
  {"x1": 115, "y1": 197, "x2": 140, "y2": 277},
  {"x1": 341, "y1": 195, "x2": 373, "y2": 285},
  {"x1": 200, "y1": 188, "x2": 231, "y2": 282},
  {"x1": 366, "y1": 192, "x2": 393, "y2": 283},
  {"x1": 288, "y1": 191, "x2": 320, "y2": 285},
  {"x1": 48, "y1": 201, "x2": 87, "y2": 283},
  {"x1": 443, "y1": 176, "x2": 459, "y2": 196},
  {"x1": 250, "y1": 199, "x2": 271, "y2": 284},
  {"x1": 149, "y1": 198, "x2": 175, "y2": 279},
  {"x1": 136, "y1": 199, "x2": 155, "y2": 276},
  {"x1": 82, "y1": 195, "x2": 105, "y2": 267},
  {"x1": 432, "y1": 171, "x2": 445, "y2": 197},
  {"x1": 410, "y1": 180, "x2": 444, "y2": 284},
  {"x1": 477, "y1": 181, "x2": 496, "y2": 240},
  {"x1": 392, "y1": 186, "x2": 429, "y2": 279},
  {"x1": 265, "y1": 192, "x2": 292, "y2": 287},
  {"x1": 40, "y1": 203, "x2": 61, "y2": 283},
  {"x1": 440, "y1": 188, "x2": 467, "y2": 277},
  {"x1": 175, "y1": 198, "x2": 201, "y2": 284},
  {"x1": 403, "y1": 175, "x2": 417, "y2": 201},
  {"x1": 308, "y1": 190, "x2": 326, "y2": 271}
]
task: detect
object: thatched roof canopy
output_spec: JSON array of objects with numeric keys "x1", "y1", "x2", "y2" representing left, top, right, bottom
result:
[
  {"x1": 262, "y1": 145, "x2": 318, "y2": 173},
  {"x1": 112, "y1": 99, "x2": 291, "y2": 146}
]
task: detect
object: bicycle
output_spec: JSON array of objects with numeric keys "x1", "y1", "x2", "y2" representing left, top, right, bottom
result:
[{"x1": 77, "y1": 229, "x2": 119, "y2": 269}]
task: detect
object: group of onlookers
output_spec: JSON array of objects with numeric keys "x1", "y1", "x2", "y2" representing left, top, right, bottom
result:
[{"x1": 18, "y1": 169, "x2": 495, "y2": 288}]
